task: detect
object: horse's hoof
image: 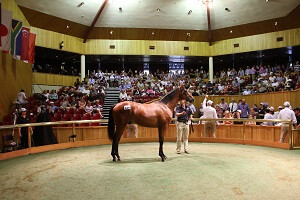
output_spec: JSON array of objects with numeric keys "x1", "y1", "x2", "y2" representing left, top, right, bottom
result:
[
  {"x1": 117, "y1": 158, "x2": 121, "y2": 161},
  {"x1": 161, "y1": 157, "x2": 166, "y2": 162},
  {"x1": 112, "y1": 158, "x2": 117, "y2": 162}
]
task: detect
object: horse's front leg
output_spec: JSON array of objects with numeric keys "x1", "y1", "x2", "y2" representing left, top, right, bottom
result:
[{"x1": 158, "y1": 125, "x2": 167, "y2": 162}]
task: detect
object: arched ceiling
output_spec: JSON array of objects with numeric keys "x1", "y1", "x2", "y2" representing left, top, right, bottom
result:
[{"x1": 15, "y1": 0, "x2": 300, "y2": 30}]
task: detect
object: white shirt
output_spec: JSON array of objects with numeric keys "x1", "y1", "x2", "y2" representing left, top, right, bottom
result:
[
  {"x1": 202, "y1": 98, "x2": 218, "y2": 120},
  {"x1": 17, "y1": 92, "x2": 26, "y2": 103},
  {"x1": 243, "y1": 90, "x2": 252, "y2": 95},
  {"x1": 273, "y1": 111, "x2": 280, "y2": 119},
  {"x1": 229, "y1": 102, "x2": 238, "y2": 112},
  {"x1": 278, "y1": 107, "x2": 297, "y2": 124},
  {"x1": 263, "y1": 113, "x2": 274, "y2": 126},
  {"x1": 119, "y1": 92, "x2": 127, "y2": 100}
]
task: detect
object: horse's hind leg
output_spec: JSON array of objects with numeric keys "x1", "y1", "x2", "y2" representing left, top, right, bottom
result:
[
  {"x1": 111, "y1": 139, "x2": 117, "y2": 161},
  {"x1": 115, "y1": 123, "x2": 127, "y2": 161},
  {"x1": 158, "y1": 125, "x2": 167, "y2": 162}
]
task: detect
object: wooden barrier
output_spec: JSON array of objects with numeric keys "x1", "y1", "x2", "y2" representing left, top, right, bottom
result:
[{"x1": 1, "y1": 124, "x2": 299, "y2": 161}]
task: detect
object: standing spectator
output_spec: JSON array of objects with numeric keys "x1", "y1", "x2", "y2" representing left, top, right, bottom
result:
[
  {"x1": 202, "y1": 95, "x2": 218, "y2": 138},
  {"x1": 175, "y1": 99, "x2": 193, "y2": 154},
  {"x1": 237, "y1": 99, "x2": 250, "y2": 118},
  {"x1": 278, "y1": 102, "x2": 297, "y2": 143},
  {"x1": 219, "y1": 98, "x2": 228, "y2": 111},
  {"x1": 16, "y1": 89, "x2": 27, "y2": 104},
  {"x1": 293, "y1": 108, "x2": 300, "y2": 127},
  {"x1": 273, "y1": 106, "x2": 283, "y2": 119},
  {"x1": 262, "y1": 109, "x2": 274, "y2": 126},
  {"x1": 229, "y1": 99, "x2": 238, "y2": 113},
  {"x1": 17, "y1": 108, "x2": 31, "y2": 148}
]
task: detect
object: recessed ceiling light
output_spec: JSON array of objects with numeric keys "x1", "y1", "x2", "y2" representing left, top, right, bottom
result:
[
  {"x1": 110, "y1": 31, "x2": 113, "y2": 34},
  {"x1": 275, "y1": 21, "x2": 278, "y2": 26},
  {"x1": 188, "y1": 10, "x2": 192, "y2": 15},
  {"x1": 187, "y1": 32, "x2": 191, "y2": 36},
  {"x1": 265, "y1": 0, "x2": 269, "y2": 2},
  {"x1": 156, "y1": 8, "x2": 160, "y2": 12},
  {"x1": 77, "y1": 2, "x2": 84, "y2": 7},
  {"x1": 152, "y1": 32, "x2": 155, "y2": 35},
  {"x1": 230, "y1": 30, "x2": 233, "y2": 33},
  {"x1": 66, "y1": 25, "x2": 69, "y2": 29}
]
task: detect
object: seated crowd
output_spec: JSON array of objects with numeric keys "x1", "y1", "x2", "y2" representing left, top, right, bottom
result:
[
  {"x1": 109, "y1": 62, "x2": 299, "y2": 102},
  {"x1": 1, "y1": 76, "x2": 107, "y2": 126},
  {"x1": 1, "y1": 62, "x2": 299, "y2": 126}
]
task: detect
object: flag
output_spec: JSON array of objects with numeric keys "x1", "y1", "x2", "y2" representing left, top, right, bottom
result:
[
  {"x1": 10, "y1": 19, "x2": 23, "y2": 56},
  {"x1": 20, "y1": 27, "x2": 30, "y2": 61},
  {"x1": 28, "y1": 32, "x2": 36, "y2": 63},
  {"x1": 0, "y1": 5, "x2": 12, "y2": 51}
]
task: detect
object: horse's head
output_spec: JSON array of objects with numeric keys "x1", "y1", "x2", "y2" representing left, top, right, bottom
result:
[{"x1": 179, "y1": 85, "x2": 194, "y2": 103}]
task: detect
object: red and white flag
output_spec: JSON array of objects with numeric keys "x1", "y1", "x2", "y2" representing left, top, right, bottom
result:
[
  {"x1": 28, "y1": 32, "x2": 36, "y2": 63},
  {"x1": 0, "y1": 6, "x2": 12, "y2": 51},
  {"x1": 21, "y1": 27, "x2": 30, "y2": 61}
]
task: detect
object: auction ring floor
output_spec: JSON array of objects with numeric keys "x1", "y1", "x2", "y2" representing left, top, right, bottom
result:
[{"x1": 1, "y1": 142, "x2": 300, "y2": 200}]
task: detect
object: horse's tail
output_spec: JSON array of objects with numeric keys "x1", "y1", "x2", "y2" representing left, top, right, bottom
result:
[{"x1": 108, "y1": 105, "x2": 116, "y2": 141}]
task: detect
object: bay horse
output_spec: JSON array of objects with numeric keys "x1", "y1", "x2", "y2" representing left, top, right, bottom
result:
[{"x1": 107, "y1": 85, "x2": 194, "y2": 162}]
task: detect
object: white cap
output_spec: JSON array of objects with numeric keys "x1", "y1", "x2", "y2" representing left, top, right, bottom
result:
[
  {"x1": 284, "y1": 101, "x2": 290, "y2": 107},
  {"x1": 237, "y1": 110, "x2": 242, "y2": 113},
  {"x1": 278, "y1": 106, "x2": 283, "y2": 109},
  {"x1": 20, "y1": 108, "x2": 26, "y2": 112},
  {"x1": 269, "y1": 106, "x2": 274, "y2": 111},
  {"x1": 207, "y1": 100, "x2": 213, "y2": 105}
]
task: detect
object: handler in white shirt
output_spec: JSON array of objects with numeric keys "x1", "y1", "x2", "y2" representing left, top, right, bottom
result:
[
  {"x1": 202, "y1": 95, "x2": 218, "y2": 138},
  {"x1": 278, "y1": 102, "x2": 297, "y2": 143}
]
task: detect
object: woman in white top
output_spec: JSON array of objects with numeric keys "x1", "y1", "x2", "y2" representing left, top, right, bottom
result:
[{"x1": 85, "y1": 101, "x2": 93, "y2": 113}]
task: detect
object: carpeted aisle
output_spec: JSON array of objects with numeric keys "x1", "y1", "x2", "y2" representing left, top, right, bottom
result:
[{"x1": 0, "y1": 142, "x2": 300, "y2": 200}]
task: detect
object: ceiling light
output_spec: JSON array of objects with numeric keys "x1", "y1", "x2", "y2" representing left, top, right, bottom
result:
[
  {"x1": 230, "y1": 30, "x2": 233, "y2": 33},
  {"x1": 152, "y1": 32, "x2": 155, "y2": 35},
  {"x1": 187, "y1": 32, "x2": 191, "y2": 36},
  {"x1": 265, "y1": 0, "x2": 269, "y2": 2},
  {"x1": 66, "y1": 25, "x2": 69, "y2": 29},
  {"x1": 188, "y1": 10, "x2": 192, "y2": 15},
  {"x1": 110, "y1": 31, "x2": 113, "y2": 34},
  {"x1": 77, "y1": 2, "x2": 84, "y2": 7},
  {"x1": 156, "y1": 8, "x2": 160, "y2": 12},
  {"x1": 275, "y1": 21, "x2": 278, "y2": 26}
]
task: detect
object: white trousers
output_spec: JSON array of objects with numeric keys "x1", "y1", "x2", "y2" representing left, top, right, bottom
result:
[{"x1": 176, "y1": 122, "x2": 189, "y2": 152}]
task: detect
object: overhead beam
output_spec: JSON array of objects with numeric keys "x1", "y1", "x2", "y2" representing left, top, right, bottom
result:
[
  {"x1": 206, "y1": 3, "x2": 212, "y2": 46},
  {"x1": 83, "y1": 0, "x2": 109, "y2": 43}
]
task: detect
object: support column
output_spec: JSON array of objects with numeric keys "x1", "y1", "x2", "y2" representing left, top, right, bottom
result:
[
  {"x1": 81, "y1": 55, "x2": 85, "y2": 81},
  {"x1": 209, "y1": 56, "x2": 213, "y2": 83}
]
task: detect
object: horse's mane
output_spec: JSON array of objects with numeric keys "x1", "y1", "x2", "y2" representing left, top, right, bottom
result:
[{"x1": 160, "y1": 88, "x2": 179, "y2": 104}]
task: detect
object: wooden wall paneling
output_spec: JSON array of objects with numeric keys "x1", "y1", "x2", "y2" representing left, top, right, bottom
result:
[
  {"x1": 84, "y1": 39, "x2": 210, "y2": 56},
  {"x1": 31, "y1": 27, "x2": 84, "y2": 54},
  {"x1": 32, "y1": 72, "x2": 80, "y2": 86},
  {"x1": 0, "y1": 53, "x2": 32, "y2": 120},
  {"x1": 211, "y1": 28, "x2": 300, "y2": 56}
]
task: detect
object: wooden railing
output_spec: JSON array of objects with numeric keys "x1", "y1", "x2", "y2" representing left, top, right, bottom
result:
[{"x1": 0, "y1": 118, "x2": 299, "y2": 161}]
